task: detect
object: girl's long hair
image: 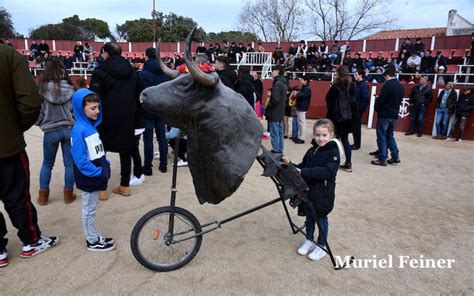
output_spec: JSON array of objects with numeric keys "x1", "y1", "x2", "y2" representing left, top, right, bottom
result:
[
  {"x1": 37, "y1": 59, "x2": 73, "y2": 97},
  {"x1": 335, "y1": 65, "x2": 352, "y2": 86}
]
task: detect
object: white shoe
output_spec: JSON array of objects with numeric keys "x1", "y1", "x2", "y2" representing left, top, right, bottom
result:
[
  {"x1": 129, "y1": 174, "x2": 145, "y2": 186},
  {"x1": 308, "y1": 245, "x2": 327, "y2": 261},
  {"x1": 177, "y1": 159, "x2": 188, "y2": 167},
  {"x1": 297, "y1": 240, "x2": 315, "y2": 256},
  {"x1": 263, "y1": 131, "x2": 270, "y2": 137},
  {"x1": 154, "y1": 151, "x2": 160, "y2": 159}
]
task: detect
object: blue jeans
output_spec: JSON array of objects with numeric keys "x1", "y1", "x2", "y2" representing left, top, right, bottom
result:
[
  {"x1": 291, "y1": 116, "x2": 298, "y2": 138},
  {"x1": 39, "y1": 128, "x2": 74, "y2": 189},
  {"x1": 407, "y1": 105, "x2": 426, "y2": 135},
  {"x1": 339, "y1": 134, "x2": 352, "y2": 164},
  {"x1": 269, "y1": 121, "x2": 284, "y2": 153},
  {"x1": 376, "y1": 118, "x2": 400, "y2": 162},
  {"x1": 328, "y1": 53, "x2": 338, "y2": 64},
  {"x1": 143, "y1": 117, "x2": 168, "y2": 170},
  {"x1": 81, "y1": 191, "x2": 100, "y2": 243},
  {"x1": 435, "y1": 108, "x2": 449, "y2": 136},
  {"x1": 306, "y1": 215, "x2": 328, "y2": 247}
]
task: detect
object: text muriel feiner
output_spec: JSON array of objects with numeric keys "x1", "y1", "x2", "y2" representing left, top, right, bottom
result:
[{"x1": 336, "y1": 255, "x2": 455, "y2": 269}]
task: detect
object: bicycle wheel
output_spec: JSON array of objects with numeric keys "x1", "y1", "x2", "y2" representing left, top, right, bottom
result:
[{"x1": 131, "y1": 206, "x2": 202, "y2": 272}]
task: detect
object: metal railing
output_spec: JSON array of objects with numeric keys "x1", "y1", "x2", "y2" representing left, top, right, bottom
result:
[{"x1": 236, "y1": 52, "x2": 273, "y2": 79}]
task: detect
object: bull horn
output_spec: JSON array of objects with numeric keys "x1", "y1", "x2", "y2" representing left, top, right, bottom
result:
[
  {"x1": 156, "y1": 39, "x2": 179, "y2": 79},
  {"x1": 184, "y1": 26, "x2": 217, "y2": 86}
]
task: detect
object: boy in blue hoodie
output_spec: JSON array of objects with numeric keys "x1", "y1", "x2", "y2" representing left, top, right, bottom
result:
[{"x1": 71, "y1": 89, "x2": 114, "y2": 252}]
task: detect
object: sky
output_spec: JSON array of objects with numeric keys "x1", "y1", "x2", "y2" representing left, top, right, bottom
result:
[{"x1": 2, "y1": 0, "x2": 473, "y2": 39}]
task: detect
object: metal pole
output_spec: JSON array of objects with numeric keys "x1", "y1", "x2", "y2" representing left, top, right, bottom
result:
[{"x1": 152, "y1": 0, "x2": 157, "y2": 44}]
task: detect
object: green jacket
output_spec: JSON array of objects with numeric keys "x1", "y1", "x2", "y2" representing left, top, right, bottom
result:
[{"x1": 0, "y1": 44, "x2": 42, "y2": 158}]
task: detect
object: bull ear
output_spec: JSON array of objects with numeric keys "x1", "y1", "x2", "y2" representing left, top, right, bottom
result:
[
  {"x1": 156, "y1": 39, "x2": 179, "y2": 79},
  {"x1": 184, "y1": 26, "x2": 218, "y2": 86}
]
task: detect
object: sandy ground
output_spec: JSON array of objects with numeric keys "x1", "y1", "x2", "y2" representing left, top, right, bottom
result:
[{"x1": 1, "y1": 121, "x2": 473, "y2": 295}]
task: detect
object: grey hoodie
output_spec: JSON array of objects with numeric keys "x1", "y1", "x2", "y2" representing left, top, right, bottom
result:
[{"x1": 36, "y1": 80, "x2": 75, "y2": 132}]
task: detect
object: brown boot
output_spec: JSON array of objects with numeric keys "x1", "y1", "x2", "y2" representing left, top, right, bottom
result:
[
  {"x1": 99, "y1": 190, "x2": 108, "y2": 201},
  {"x1": 63, "y1": 188, "x2": 77, "y2": 204},
  {"x1": 113, "y1": 185, "x2": 131, "y2": 197},
  {"x1": 37, "y1": 189, "x2": 49, "y2": 206}
]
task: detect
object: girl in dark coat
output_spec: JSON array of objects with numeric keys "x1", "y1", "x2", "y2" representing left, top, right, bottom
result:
[
  {"x1": 283, "y1": 119, "x2": 341, "y2": 261},
  {"x1": 326, "y1": 65, "x2": 355, "y2": 172}
]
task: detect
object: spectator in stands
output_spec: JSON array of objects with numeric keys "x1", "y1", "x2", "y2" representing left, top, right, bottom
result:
[
  {"x1": 214, "y1": 43, "x2": 222, "y2": 56},
  {"x1": 447, "y1": 86, "x2": 474, "y2": 142},
  {"x1": 436, "y1": 66, "x2": 447, "y2": 86},
  {"x1": 434, "y1": 50, "x2": 447, "y2": 73},
  {"x1": 406, "y1": 76, "x2": 432, "y2": 137},
  {"x1": 235, "y1": 66, "x2": 255, "y2": 107},
  {"x1": 273, "y1": 46, "x2": 285, "y2": 65},
  {"x1": 64, "y1": 52, "x2": 73, "y2": 69},
  {"x1": 257, "y1": 43, "x2": 265, "y2": 52},
  {"x1": 207, "y1": 43, "x2": 215, "y2": 62},
  {"x1": 342, "y1": 51, "x2": 352, "y2": 70},
  {"x1": 139, "y1": 47, "x2": 170, "y2": 176},
  {"x1": 222, "y1": 41, "x2": 230, "y2": 56},
  {"x1": 341, "y1": 41, "x2": 351, "y2": 53},
  {"x1": 364, "y1": 55, "x2": 375, "y2": 72},
  {"x1": 414, "y1": 38, "x2": 425, "y2": 57},
  {"x1": 326, "y1": 65, "x2": 354, "y2": 172},
  {"x1": 246, "y1": 43, "x2": 255, "y2": 53},
  {"x1": 30, "y1": 40, "x2": 39, "y2": 59},
  {"x1": 297, "y1": 40, "x2": 307, "y2": 57},
  {"x1": 318, "y1": 53, "x2": 331, "y2": 73},
  {"x1": 328, "y1": 40, "x2": 340, "y2": 64},
  {"x1": 374, "y1": 52, "x2": 387, "y2": 68},
  {"x1": 288, "y1": 43, "x2": 297, "y2": 57},
  {"x1": 351, "y1": 53, "x2": 364, "y2": 72},
  {"x1": 73, "y1": 41, "x2": 83, "y2": 62},
  {"x1": 406, "y1": 51, "x2": 421, "y2": 73},
  {"x1": 35, "y1": 60, "x2": 77, "y2": 205},
  {"x1": 53, "y1": 51, "x2": 64, "y2": 64},
  {"x1": 434, "y1": 81, "x2": 457, "y2": 139},
  {"x1": 227, "y1": 42, "x2": 238, "y2": 63},
  {"x1": 38, "y1": 40, "x2": 50, "y2": 56},
  {"x1": 4, "y1": 39, "x2": 13, "y2": 48},
  {"x1": 371, "y1": 65, "x2": 403, "y2": 166},
  {"x1": 196, "y1": 43, "x2": 207, "y2": 55},
  {"x1": 174, "y1": 53, "x2": 183, "y2": 67},
  {"x1": 236, "y1": 42, "x2": 246, "y2": 62},
  {"x1": 0, "y1": 43, "x2": 59, "y2": 267},
  {"x1": 83, "y1": 42, "x2": 93, "y2": 61},
  {"x1": 89, "y1": 42, "x2": 144, "y2": 198},
  {"x1": 400, "y1": 38, "x2": 413, "y2": 55},
  {"x1": 351, "y1": 68, "x2": 370, "y2": 150},
  {"x1": 319, "y1": 41, "x2": 327, "y2": 53},
  {"x1": 307, "y1": 43, "x2": 317, "y2": 62},
  {"x1": 265, "y1": 66, "x2": 288, "y2": 153},
  {"x1": 311, "y1": 52, "x2": 322, "y2": 69},
  {"x1": 293, "y1": 53, "x2": 307, "y2": 71},
  {"x1": 420, "y1": 50, "x2": 434, "y2": 73},
  {"x1": 215, "y1": 55, "x2": 236, "y2": 90},
  {"x1": 395, "y1": 53, "x2": 407, "y2": 73}
]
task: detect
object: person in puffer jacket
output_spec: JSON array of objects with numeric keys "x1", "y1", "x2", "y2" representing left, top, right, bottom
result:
[
  {"x1": 71, "y1": 89, "x2": 114, "y2": 252},
  {"x1": 283, "y1": 118, "x2": 342, "y2": 262}
]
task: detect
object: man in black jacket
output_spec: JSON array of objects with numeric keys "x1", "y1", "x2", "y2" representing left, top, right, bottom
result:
[
  {"x1": 235, "y1": 67, "x2": 255, "y2": 107},
  {"x1": 215, "y1": 56, "x2": 236, "y2": 90},
  {"x1": 89, "y1": 42, "x2": 143, "y2": 197},
  {"x1": 351, "y1": 69, "x2": 370, "y2": 149},
  {"x1": 372, "y1": 65, "x2": 404, "y2": 166},
  {"x1": 265, "y1": 66, "x2": 288, "y2": 153},
  {"x1": 406, "y1": 76, "x2": 432, "y2": 137},
  {"x1": 294, "y1": 76, "x2": 311, "y2": 144}
]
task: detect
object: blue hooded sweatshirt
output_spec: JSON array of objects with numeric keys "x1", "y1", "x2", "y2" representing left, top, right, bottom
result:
[{"x1": 71, "y1": 88, "x2": 110, "y2": 192}]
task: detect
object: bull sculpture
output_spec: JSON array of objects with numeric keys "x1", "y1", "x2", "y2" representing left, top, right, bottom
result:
[{"x1": 140, "y1": 27, "x2": 263, "y2": 205}]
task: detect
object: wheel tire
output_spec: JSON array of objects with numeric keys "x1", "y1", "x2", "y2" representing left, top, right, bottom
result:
[{"x1": 130, "y1": 206, "x2": 202, "y2": 272}]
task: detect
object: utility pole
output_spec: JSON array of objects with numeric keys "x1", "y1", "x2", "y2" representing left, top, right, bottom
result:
[{"x1": 152, "y1": 0, "x2": 157, "y2": 43}]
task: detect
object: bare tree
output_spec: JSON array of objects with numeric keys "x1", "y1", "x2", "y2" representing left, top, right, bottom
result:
[
  {"x1": 237, "y1": 0, "x2": 305, "y2": 42},
  {"x1": 305, "y1": 0, "x2": 396, "y2": 41}
]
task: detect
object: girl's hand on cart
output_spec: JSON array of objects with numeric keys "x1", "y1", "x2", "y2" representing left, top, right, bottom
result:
[{"x1": 281, "y1": 156, "x2": 290, "y2": 164}]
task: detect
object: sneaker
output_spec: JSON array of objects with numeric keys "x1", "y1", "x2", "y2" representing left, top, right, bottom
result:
[
  {"x1": 129, "y1": 174, "x2": 145, "y2": 186},
  {"x1": 294, "y1": 139, "x2": 305, "y2": 144},
  {"x1": 371, "y1": 159, "x2": 387, "y2": 166},
  {"x1": 263, "y1": 131, "x2": 270, "y2": 137},
  {"x1": 297, "y1": 240, "x2": 315, "y2": 256},
  {"x1": 159, "y1": 164, "x2": 167, "y2": 173},
  {"x1": 177, "y1": 159, "x2": 188, "y2": 167},
  {"x1": 387, "y1": 158, "x2": 401, "y2": 165},
  {"x1": 98, "y1": 235, "x2": 114, "y2": 244},
  {"x1": 351, "y1": 145, "x2": 360, "y2": 150},
  {"x1": 445, "y1": 137, "x2": 456, "y2": 142},
  {"x1": 0, "y1": 248, "x2": 8, "y2": 267},
  {"x1": 308, "y1": 245, "x2": 327, "y2": 261},
  {"x1": 87, "y1": 237, "x2": 115, "y2": 252},
  {"x1": 339, "y1": 162, "x2": 352, "y2": 172},
  {"x1": 153, "y1": 151, "x2": 160, "y2": 159},
  {"x1": 20, "y1": 235, "x2": 59, "y2": 258}
]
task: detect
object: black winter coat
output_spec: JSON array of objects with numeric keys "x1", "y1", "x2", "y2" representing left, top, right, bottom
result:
[
  {"x1": 235, "y1": 74, "x2": 255, "y2": 107},
  {"x1": 296, "y1": 84, "x2": 311, "y2": 112},
  {"x1": 297, "y1": 140, "x2": 340, "y2": 217},
  {"x1": 455, "y1": 92, "x2": 474, "y2": 117},
  {"x1": 265, "y1": 76, "x2": 288, "y2": 121},
  {"x1": 410, "y1": 84, "x2": 432, "y2": 106},
  {"x1": 436, "y1": 89, "x2": 457, "y2": 114},
  {"x1": 217, "y1": 68, "x2": 237, "y2": 90},
  {"x1": 89, "y1": 55, "x2": 143, "y2": 153},
  {"x1": 326, "y1": 82, "x2": 356, "y2": 136}
]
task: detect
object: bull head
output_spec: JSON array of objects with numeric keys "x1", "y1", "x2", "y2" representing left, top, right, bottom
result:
[{"x1": 140, "y1": 27, "x2": 263, "y2": 205}]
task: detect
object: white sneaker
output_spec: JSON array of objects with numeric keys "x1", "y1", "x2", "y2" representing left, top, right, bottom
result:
[
  {"x1": 297, "y1": 240, "x2": 315, "y2": 256},
  {"x1": 308, "y1": 245, "x2": 327, "y2": 261},
  {"x1": 177, "y1": 159, "x2": 188, "y2": 167},
  {"x1": 263, "y1": 131, "x2": 270, "y2": 137},
  {"x1": 129, "y1": 174, "x2": 145, "y2": 186},
  {"x1": 154, "y1": 151, "x2": 160, "y2": 159}
]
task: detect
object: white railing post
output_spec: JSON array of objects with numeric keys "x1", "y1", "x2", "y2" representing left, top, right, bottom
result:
[
  {"x1": 395, "y1": 38, "x2": 399, "y2": 51},
  {"x1": 177, "y1": 42, "x2": 180, "y2": 53},
  {"x1": 24, "y1": 39, "x2": 28, "y2": 50},
  {"x1": 367, "y1": 85, "x2": 378, "y2": 129},
  {"x1": 52, "y1": 40, "x2": 56, "y2": 51},
  {"x1": 362, "y1": 39, "x2": 367, "y2": 52},
  {"x1": 128, "y1": 42, "x2": 132, "y2": 53},
  {"x1": 430, "y1": 36, "x2": 436, "y2": 51}
]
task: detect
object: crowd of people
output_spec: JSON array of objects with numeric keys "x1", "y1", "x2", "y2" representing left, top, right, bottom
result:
[{"x1": 0, "y1": 38, "x2": 473, "y2": 268}]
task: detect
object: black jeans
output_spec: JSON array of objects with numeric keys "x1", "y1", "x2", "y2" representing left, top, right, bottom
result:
[
  {"x1": 143, "y1": 117, "x2": 168, "y2": 170},
  {"x1": 119, "y1": 151, "x2": 132, "y2": 187},
  {"x1": 131, "y1": 135, "x2": 143, "y2": 178},
  {"x1": 351, "y1": 111, "x2": 364, "y2": 147},
  {"x1": 0, "y1": 150, "x2": 41, "y2": 249}
]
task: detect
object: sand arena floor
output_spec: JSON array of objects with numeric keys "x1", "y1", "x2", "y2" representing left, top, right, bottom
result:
[{"x1": 1, "y1": 121, "x2": 473, "y2": 294}]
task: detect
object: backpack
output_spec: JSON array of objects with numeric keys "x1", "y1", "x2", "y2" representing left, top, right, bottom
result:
[{"x1": 333, "y1": 85, "x2": 353, "y2": 121}]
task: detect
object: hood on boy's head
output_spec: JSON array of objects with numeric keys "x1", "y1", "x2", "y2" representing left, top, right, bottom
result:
[{"x1": 72, "y1": 88, "x2": 102, "y2": 127}]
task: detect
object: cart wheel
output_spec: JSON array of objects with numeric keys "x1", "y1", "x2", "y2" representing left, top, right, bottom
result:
[{"x1": 130, "y1": 206, "x2": 202, "y2": 272}]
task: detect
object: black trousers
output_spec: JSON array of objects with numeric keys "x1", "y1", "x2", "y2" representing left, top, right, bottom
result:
[
  {"x1": 0, "y1": 150, "x2": 41, "y2": 249},
  {"x1": 131, "y1": 135, "x2": 143, "y2": 178},
  {"x1": 169, "y1": 138, "x2": 187, "y2": 161},
  {"x1": 351, "y1": 111, "x2": 364, "y2": 147},
  {"x1": 119, "y1": 151, "x2": 132, "y2": 187}
]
